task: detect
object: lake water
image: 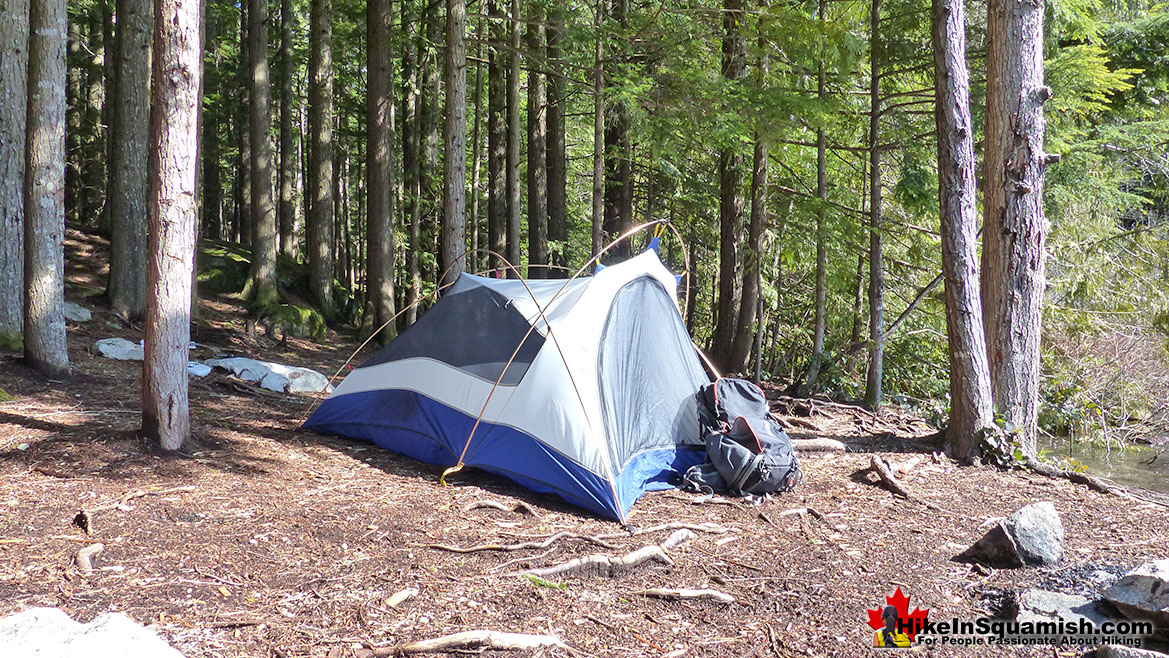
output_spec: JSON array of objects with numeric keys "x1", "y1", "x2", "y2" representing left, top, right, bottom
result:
[{"x1": 1038, "y1": 435, "x2": 1169, "y2": 495}]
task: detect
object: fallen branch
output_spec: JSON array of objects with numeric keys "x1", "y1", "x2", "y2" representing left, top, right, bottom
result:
[
  {"x1": 76, "y1": 543, "x2": 104, "y2": 575},
  {"x1": 89, "y1": 485, "x2": 197, "y2": 513},
  {"x1": 427, "y1": 531, "x2": 619, "y2": 554},
  {"x1": 791, "y1": 438, "x2": 846, "y2": 453},
  {"x1": 635, "y1": 588, "x2": 735, "y2": 604},
  {"x1": 355, "y1": 630, "x2": 569, "y2": 656},
  {"x1": 524, "y1": 544, "x2": 673, "y2": 579},
  {"x1": 596, "y1": 522, "x2": 729, "y2": 540},
  {"x1": 461, "y1": 499, "x2": 542, "y2": 518},
  {"x1": 868, "y1": 456, "x2": 964, "y2": 517}
]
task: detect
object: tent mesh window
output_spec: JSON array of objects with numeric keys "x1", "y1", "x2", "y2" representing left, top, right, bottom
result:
[{"x1": 597, "y1": 276, "x2": 708, "y2": 471}]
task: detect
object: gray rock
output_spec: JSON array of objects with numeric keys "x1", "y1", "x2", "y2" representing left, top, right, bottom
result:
[
  {"x1": 1103, "y1": 560, "x2": 1169, "y2": 637},
  {"x1": 205, "y1": 357, "x2": 332, "y2": 395},
  {"x1": 0, "y1": 607, "x2": 185, "y2": 658},
  {"x1": 958, "y1": 501, "x2": 1064, "y2": 567},
  {"x1": 64, "y1": 301, "x2": 92, "y2": 323},
  {"x1": 93, "y1": 337, "x2": 144, "y2": 361},
  {"x1": 1096, "y1": 645, "x2": 1169, "y2": 658},
  {"x1": 1017, "y1": 588, "x2": 1111, "y2": 628}
]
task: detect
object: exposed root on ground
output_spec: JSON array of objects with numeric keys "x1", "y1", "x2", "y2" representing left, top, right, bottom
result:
[
  {"x1": 426, "y1": 531, "x2": 620, "y2": 554},
  {"x1": 635, "y1": 588, "x2": 735, "y2": 604},
  {"x1": 354, "y1": 630, "x2": 570, "y2": 656},
  {"x1": 75, "y1": 543, "x2": 103, "y2": 574},
  {"x1": 461, "y1": 499, "x2": 543, "y2": 518},
  {"x1": 791, "y1": 437, "x2": 846, "y2": 453},
  {"x1": 524, "y1": 544, "x2": 674, "y2": 579},
  {"x1": 1026, "y1": 459, "x2": 1169, "y2": 509}
]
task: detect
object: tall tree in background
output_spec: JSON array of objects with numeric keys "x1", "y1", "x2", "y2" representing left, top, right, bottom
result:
[
  {"x1": 546, "y1": 4, "x2": 567, "y2": 275},
  {"x1": 505, "y1": 0, "x2": 521, "y2": 275},
  {"x1": 278, "y1": 0, "x2": 297, "y2": 259},
  {"x1": 367, "y1": 0, "x2": 396, "y2": 342},
  {"x1": 244, "y1": 0, "x2": 279, "y2": 307},
  {"x1": 0, "y1": 0, "x2": 28, "y2": 342},
  {"x1": 308, "y1": 0, "x2": 335, "y2": 317},
  {"x1": 933, "y1": 0, "x2": 993, "y2": 459},
  {"x1": 106, "y1": 0, "x2": 153, "y2": 320},
  {"x1": 864, "y1": 0, "x2": 885, "y2": 409},
  {"x1": 202, "y1": 4, "x2": 222, "y2": 241},
  {"x1": 799, "y1": 0, "x2": 829, "y2": 394},
  {"x1": 442, "y1": 0, "x2": 468, "y2": 285},
  {"x1": 24, "y1": 0, "x2": 70, "y2": 378},
  {"x1": 418, "y1": 0, "x2": 441, "y2": 286},
  {"x1": 590, "y1": 0, "x2": 604, "y2": 256},
  {"x1": 710, "y1": 0, "x2": 745, "y2": 368},
  {"x1": 235, "y1": 2, "x2": 251, "y2": 246},
  {"x1": 486, "y1": 0, "x2": 506, "y2": 270},
  {"x1": 981, "y1": 0, "x2": 1056, "y2": 455},
  {"x1": 144, "y1": 0, "x2": 201, "y2": 451},
  {"x1": 526, "y1": 0, "x2": 548, "y2": 278},
  {"x1": 601, "y1": 0, "x2": 631, "y2": 262},
  {"x1": 401, "y1": 0, "x2": 421, "y2": 322}
]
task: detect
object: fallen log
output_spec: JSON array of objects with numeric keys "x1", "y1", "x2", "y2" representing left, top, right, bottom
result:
[
  {"x1": 635, "y1": 588, "x2": 735, "y2": 604},
  {"x1": 791, "y1": 438, "x2": 846, "y2": 453},
  {"x1": 355, "y1": 630, "x2": 569, "y2": 656}
]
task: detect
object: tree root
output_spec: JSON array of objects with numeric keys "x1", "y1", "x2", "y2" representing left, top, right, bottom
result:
[
  {"x1": 461, "y1": 499, "x2": 542, "y2": 518},
  {"x1": 76, "y1": 543, "x2": 104, "y2": 574},
  {"x1": 1026, "y1": 459, "x2": 1169, "y2": 509},
  {"x1": 867, "y1": 456, "x2": 964, "y2": 517},
  {"x1": 88, "y1": 485, "x2": 196, "y2": 513},
  {"x1": 791, "y1": 438, "x2": 846, "y2": 453},
  {"x1": 597, "y1": 521, "x2": 729, "y2": 540},
  {"x1": 635, "y1": 588, "x2": 735, "y2": 604},
  {"x1": 525, "y1": 544, "x2": 674, "y2": 579},
  {"x1": 354, "y1": 630, "x2": 569, "y2": 656},
  {"x1": 427, "y1": 531, "x2": 620, "y2": 554}
]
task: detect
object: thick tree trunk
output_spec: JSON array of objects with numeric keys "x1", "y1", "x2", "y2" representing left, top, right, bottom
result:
[
  {"x1": 546, "y1": 5, "x2": 566, "y2": 275},
  {"x1": 367, "y1": 0, "x2": 397, "y2": 342},
  {"x1": 106, "y1": 0, "x2": 152, "y2": 320},
  {"x1": 526, "y1": 0, "x2": 547, "y2": 278},
  {"x1": 401, "y1": 0, "x2": 421, "y2": 322},
  {"x1": 308, "y1": 0, "x2": 335, "y2": 317},
  {"x1": 982, "y1": 0, "x2": 1053, "y2": 455},
  {"x1": 505, "y1": 0, "x2": 521, "y2": 276},
  {"x1": 933, "y1": 0, "x2": 994, "y2": 460},
  {"x1": 468, "y1": 12, "x2": 485, "y2": 273},
  {"x1": 711, "y1": 0, "x2": 746, "y2": 370},
  {"x1": 864, "y1": 0, "x2": 885, "y2": 409},
  {"x1": 590, "y1": 1, "x2": 604, "y2": 257},
  {"x1": 23, "y1": 0, "x2": 70, "y2": 377},
  {"x1": 246, "y1": 0, "x2": 279, "y2": 308},
  {"x1": 0, "y1": 0, "x2": 28, "y2": 340},
  {"x1": 486, "y1": 0, "x2": 506, "y2": 272},
  {"x1": 144, "y1": 0, "x2": 200, "y2": 451},
  {"x1": 729, "y1": 133, "x2": 766, "y2": 373},
  {"x1": 442, "y1": 0, "x2": 467, "y2": 286},
  {"x1": 602, "y1": 0, "x2": 631, "y2": 263},
  {"x1": 278, "y1": 0, "x2": 297, "y2": 259}
]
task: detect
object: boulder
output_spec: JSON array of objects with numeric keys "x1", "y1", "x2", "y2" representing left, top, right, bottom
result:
[
  {"x1": 1016, "y1": 588, "x2": 1111, "y2": 628},
  {"x1": 1103, "y1": 560, "x2": 1169, "y2": 637},
  {"x1": 64, "y1": 301, "x2": 92, "y2": 323},
  {"x1": 205, "y1": 357, "x2": 333, "y2": 394},
  {"x1": 187, "y1": 362, "x2": 212, "y2": 377},
  {"x1": 93, "y1": 337, "x2": 144, "y2": 361},
  {"x1": 958, "y1": 501, "x2": 1064, "y2": 567},
  {"x1": 1096, "y1": 645, "x2": 1169, "y2": 658},
  {"x1": 0, "y1": 607, "x2": 185, "y2": 658}
]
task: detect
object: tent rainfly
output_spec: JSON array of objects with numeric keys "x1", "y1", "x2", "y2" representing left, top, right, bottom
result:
[{"x1": 303, "y1": 244, "x2": 710, "y2": 522}]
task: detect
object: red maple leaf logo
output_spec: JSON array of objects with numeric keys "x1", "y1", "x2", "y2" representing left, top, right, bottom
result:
[{"x1": 866, "y1": 587, "x2": 930, "y2": 642}]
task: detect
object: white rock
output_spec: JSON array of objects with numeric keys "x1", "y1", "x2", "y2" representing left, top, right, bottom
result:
[
  {"x1": 187, "y1": 362, "x2": 212, "y2": 378},
  {"x1": 93, "y1": 337, "x2": 144, "y2": 361},
  {"x1": 205, "y1": 357, "x2": 332, "y2": 395},
  {"x1": 64, "y1": 302, "x2": 92, "y2": 323},
  {"x1": 0, "y1": 607, "x2": 185, "y2": 658},
  {"x1": 1103, "y1": 559, "x2": 1169, "y2": 637}
]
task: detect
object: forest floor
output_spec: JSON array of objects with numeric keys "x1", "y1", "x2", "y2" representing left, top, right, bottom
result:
[{"x1": 1, "y1": 229, "x2": 1167, "y2": 658}]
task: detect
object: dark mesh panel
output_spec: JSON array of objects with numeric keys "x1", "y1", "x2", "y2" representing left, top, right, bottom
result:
[
  {"x1": 359, "y1": 281, "x2": 544, "y2": 386},
  {"x1": 598, "y1": 277, "x2": 709, "y2": 470}
]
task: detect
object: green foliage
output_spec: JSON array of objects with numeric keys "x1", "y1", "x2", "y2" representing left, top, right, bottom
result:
[
  {"x1": 0, "y1": 388, "x2": 14, "y2": 403},
  {"x1": 257, "y1": 304, "x2": 328, "y2": 342},
  {"x1": 0, "y1": 331, "x2": 21, "y2": 352},
  {"x1": 523, "y1": 574, "x2": 566, "y2": 590},
  {"x1": 980, "y1": 423, "x2": 1029, "y2": 470}
]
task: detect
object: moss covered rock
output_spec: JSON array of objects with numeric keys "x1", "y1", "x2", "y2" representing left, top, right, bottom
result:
[{"x1": 257, "y1": 304, "x2": 327, "y2": 342}]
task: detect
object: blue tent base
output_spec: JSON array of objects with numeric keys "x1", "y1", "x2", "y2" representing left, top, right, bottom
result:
[{"x1": 302, "y1": 389, "x2": 704, "y2": 521}]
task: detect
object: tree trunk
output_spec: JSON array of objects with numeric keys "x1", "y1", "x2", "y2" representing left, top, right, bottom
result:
[
  {"x1": 366, "y1": 0, "x2": 397, "y2": 342},
  {"x1": 144, "y1": 0, "x2": 200, "y2": 451},
  {"x1": 308, "y1": 0, "x2": 335, "y2": 317},
  {"x1": 401, "y1": 0, "x2": 421, "y2": 322},
  {"x1": 278, "y1": 0, "x2": 297, "y2": 259},
  {"x1": 468, "y1": 12, "x2": 485, "y2": 273},
  {"x1": 590, "y1": 1, "x2": 604, "y2": 257},
  {"x1": 106, "y1": 0, "x2": 152, "y2": 320},
  {"x1": 245, "y1": 0, "x2": 278, "y2": 308},
  {"x1": 933, "y1": 0, "x2": 994, "y2": 461},
  {"x1": 981, "y1": 0, "x2": 1053, "y2": 455},
  {"x1": 525, "y1": 0, "x2": 547, "y2": 278},
  {"x1": 486, "y1": 0, "x2": 506, "y2": 271},
  {"x1": 505, "y1": 0, "x2": 521, "y2": 277},
  {"x1": 602, "y1": 0, "x2": 631, "y2": 263},
  {"x1": 419, "y1": 2, "x2": 441, "y2": 287},
  {"x1": 64, "y1": 19, "x2": 80, "y2": 226},
  {"x1": 236, "y1": 1, "x2": 251, "y2": 247},
  {"x1": 82, "y1": 8, "x2": 106, "y2": 226},
  {"x1": 0, "y1": 0, "x2": 28, "y2": 341},
  {"x1": 711, "y1": 0, "x2": 745, "y2": 370},
  {"x1": 864, "y1": 0, "x2": 885, "y2": 409},
  {"x1": 442, "y1": 0, "x2": 467, "y2": 286},
  {"x1": 23, "y1": 0, "x2": 70, "y2": 377},
  {"x1": 798, "y1": 0, "x2": 828, "y2": 396},
  {"x1": 546, "y1": 4, "x2": 566, "y2": 275},
  {"x1": 728, "y1": 133, "x2": 765, "y2": 373},
  {"x1": 201, "y1": 2, "x2": 222, "y2": 241}
]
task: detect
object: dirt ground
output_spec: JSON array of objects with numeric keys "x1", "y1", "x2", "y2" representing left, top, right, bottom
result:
[{"x1": 1, "y1": 230, "x2": 1167, "y2": 658}]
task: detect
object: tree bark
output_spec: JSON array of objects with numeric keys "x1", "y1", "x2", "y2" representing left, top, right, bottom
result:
[
  {"x1": 82, "y1": 8, "x2": 106, "y2": 227},
  {"x1": 308, "y1": 0, "x2": 335, "y2": 317},
  {"x1": 0, "y1": 0, "x2": 28, "y2": 340},
  {"x1": 236, "y1": 1, "x2": 251, "y2": 247},
  {"x1": 864, "y1": 0, "x2": 885, "y2": 410},
  {"x1": 486, "y1": 0, "x2": 506, "y2": 271},
  {"x1": 468, "y1": 11, "x2": 485, "y2": 273},
  {"x1": 982, "y1": 0, "x2": 1053, "y2": 455},
  {"x1": 442, "y1": 0, "x2": 468, "y2": 286},
  {"x1": 366, "y1": 0, "x2": 397, "y2": 343},
  {"x1": 245, "y1": 0, "x2": 279, "y2": 308},
  {"x1": 933, "y1": 0, "x2": 993, "y2": 460},
  {"x1": 799, "y1": 0, "x2": 828, "y2": 396},
  {"x1": 143, "y1": 0, "x2": 200, "y2": 450},
  {"x1": 526, "y1": 0, "x2": 547, "y2": 278},
  {"x1": 729, "y1": 133, "x2": 766, "y2": 373},
  {"x1": 23, "y1": 0, "x2": 70, "y2": 377},
  {"x1": 590, "y1": 0, "x2": 604, "y2": 257},
  {"x1": 546, "y1": 4, "x2": 566, "y2": 275},
  {"x1": 505, "y1": 0, "x2": 522, "y2": 276},
  {"x1": 602, "y1": 0, "x2": 631, "y2": 263},
  {"x1": 201, "y1": 2, "x2": 222, "y2": 241},
  {"x1": 278, "y1": 0, "x2": 297, "y2": 259},
  {"x1": 401, "y1": 0, "x2": 421, "y2": 322},
  {"x1": 106, "y1": 0, "x2": 152, "y2": 320}
]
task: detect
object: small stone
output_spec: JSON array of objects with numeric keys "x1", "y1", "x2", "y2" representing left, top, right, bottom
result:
[
  {"x1": 63, "y1": 301, "x2": 92, "y2": 323},
  {"x1": 93, "y1": 337, "x2": 144, "y2": 361}
]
